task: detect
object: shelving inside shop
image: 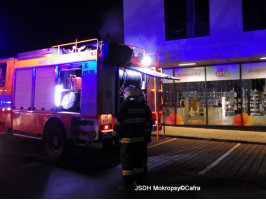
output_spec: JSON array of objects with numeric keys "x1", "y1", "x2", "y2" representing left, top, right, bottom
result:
[
  {"x1": 207, "y1": 90, "x2": 241, "y2": 117},
  {"x1": 243, "y1": 88, "x2": 265, "y2": 117}
]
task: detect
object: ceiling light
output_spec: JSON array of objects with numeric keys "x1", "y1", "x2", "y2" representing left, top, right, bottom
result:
[
  {"x1": 178, "y1": 63, "x2": 196, "y2": 66},
  {"x1": 260, "y1": 57, "x2": 266, "y2": 60}
]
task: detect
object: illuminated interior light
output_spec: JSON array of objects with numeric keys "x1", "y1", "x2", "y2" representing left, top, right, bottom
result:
[
  {"x1": 142, "y1": 56, "x2": 152, "y2": 66},
  {"x1": 260, "y1": 57, "x2": 266, "y2": 60},
  {"x1": 61, "y1": 92, "x2": 76, "y2": 109},
  {"x1": 0, "y1": 101, "x2": 11, "y2": 104},
  {"x1": 178, "y1": 63, "x2": 196, "y2": 66},
  {"x1": 55, "y1": 84, "x2": 63, "y2": 107},
  {"x1": 222, "y1": 97, "x2": 226, "y2": 117}
]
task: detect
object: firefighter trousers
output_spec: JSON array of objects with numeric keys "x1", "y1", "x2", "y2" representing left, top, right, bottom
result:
[{"x1": 120, "y1": 142, "x2": 147, "y2": 189}]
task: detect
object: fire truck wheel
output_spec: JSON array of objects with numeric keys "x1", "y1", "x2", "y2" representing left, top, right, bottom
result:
[{"x1": 44, "y1": 122, "x2": 68, "y2": 160}]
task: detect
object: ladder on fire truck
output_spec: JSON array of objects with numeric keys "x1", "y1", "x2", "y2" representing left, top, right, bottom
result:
[{"x1": 150, "y1": 58, "x2": 166, "y2": 140}]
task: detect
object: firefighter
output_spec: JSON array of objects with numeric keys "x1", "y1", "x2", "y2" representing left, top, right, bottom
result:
[{"x1": 113, "y1": 85, "x2": 153, "y2": 192}]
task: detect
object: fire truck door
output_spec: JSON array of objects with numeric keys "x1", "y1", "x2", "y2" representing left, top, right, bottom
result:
[{"x1": 12, "y1": 68, "x2": 37, "y2": 133}]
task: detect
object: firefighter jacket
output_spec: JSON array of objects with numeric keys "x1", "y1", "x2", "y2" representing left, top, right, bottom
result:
[{"x1": 113, "y1": 99, "x2": 153, "y2": 144}]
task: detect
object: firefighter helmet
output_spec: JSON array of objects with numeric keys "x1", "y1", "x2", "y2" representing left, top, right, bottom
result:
[{"x1": 124, "y1": 85, "x2": 141, "y2": 99}]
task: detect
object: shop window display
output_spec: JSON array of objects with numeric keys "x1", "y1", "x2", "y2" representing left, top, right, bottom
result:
[
  {"x1": 163, "y1": 82, "x2": 206, "y2": 125},
  {"x1": 175, "y1": 82, "x2": 206, "y2": 125},
  {"x1": 206, "y1": 80, "x2": 241, "y2": 125},
  {"x1": 163, "y1": 67, "x2": 206, "y2": 125},
  {"x1": 162, "y1": 69, "x2": 177, "y2": 124},
  {"x1": 163, "y1": 63, "x2": 266, "y2": 128},
  {"x1": 242, "y1": 62, "x2": 266, "y2": 126},
  {"x1": 174, "y1": 67, "x2": 206, "y2": 125},
  {"x1": 163, "y1": 83, "x2": 177, "y2": 124},
  {"x1": 206, "y1": 64, "x2": 241, "y2": 126}
]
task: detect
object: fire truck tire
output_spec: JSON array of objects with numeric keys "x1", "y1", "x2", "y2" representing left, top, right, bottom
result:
[{"x1": 44, "y1": 122, "x2": 68, "y2": 160}]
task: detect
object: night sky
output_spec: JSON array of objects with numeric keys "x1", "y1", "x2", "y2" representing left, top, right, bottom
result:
[{"x1": 0, "y1": 0, "x2": 123, "y2": 58}]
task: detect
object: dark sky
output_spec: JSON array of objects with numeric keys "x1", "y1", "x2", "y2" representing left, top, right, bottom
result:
[{"x1": 0, "y1": 0, "x2": 123, "y2": 58}]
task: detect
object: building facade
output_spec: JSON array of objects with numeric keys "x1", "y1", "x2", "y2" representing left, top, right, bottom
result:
[{"x1": 123, "y1": 0, "x2": 266, "y2": 130}]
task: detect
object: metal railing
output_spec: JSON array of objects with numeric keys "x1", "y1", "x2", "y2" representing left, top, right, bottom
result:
[{"x1": 52, "y1": 38, "x2": 99, "y2": 55}]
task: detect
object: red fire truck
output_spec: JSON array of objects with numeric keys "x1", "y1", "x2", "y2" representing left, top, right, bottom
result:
[{"x1": 0, "y1": 38, "x2": 177, "y2": 158}]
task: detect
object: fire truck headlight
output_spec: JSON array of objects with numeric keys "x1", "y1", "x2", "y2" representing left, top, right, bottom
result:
[
  {"x1": 55, "y1": 84, "x2": 63, "y2": 107},
  {"x1": 141, "y1": 56, "x2": 152, "y2": 66}
]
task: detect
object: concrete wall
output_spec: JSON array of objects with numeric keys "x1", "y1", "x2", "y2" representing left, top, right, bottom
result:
[{"x1": 123, "y1": 0, "x2": 266, "y2": 65}]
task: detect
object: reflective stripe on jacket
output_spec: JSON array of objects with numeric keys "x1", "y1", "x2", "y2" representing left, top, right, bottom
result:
[
  {"x1": 121, "y1": 136, "x2": 145, "y2": 143},
  {"x1": 122, "y1": 167, "x2": 145, "y2": 176}
]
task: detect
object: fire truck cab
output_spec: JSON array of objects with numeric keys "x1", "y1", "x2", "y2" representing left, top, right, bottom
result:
[{"x1": 0, "y1": 39, "x2": 178, "y2": 158}]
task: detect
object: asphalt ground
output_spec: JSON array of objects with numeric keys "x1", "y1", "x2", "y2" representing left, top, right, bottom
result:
[
  {"x1": 0, "y1": 134, "x2": 265, "y2": 198},
  {"x1": 141, "y1": 136, "x2": 266, "y2": 198}
]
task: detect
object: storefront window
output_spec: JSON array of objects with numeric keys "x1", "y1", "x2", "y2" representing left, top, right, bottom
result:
[
  {"x1": 175, "y1": 82, "x2": 206, "y2": 125},
  {"x1": 162, "y1": 69, "x2": 176, "y2": 124},
  {"x1": 241, "y1": 62, "x2": 266, "y2": 126},
  {"x1": 163, "y1": 82, "x2": 176, "y2": 124},
  {"x1": 163, "y1": 63, "x2": 266, "y2": 128},
  {"x1": 174, "y1": 67, "x2": 206, "y2": 125},
  {"x1": 206, "y1": 64, "x2": 241, "y2": 126}
]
